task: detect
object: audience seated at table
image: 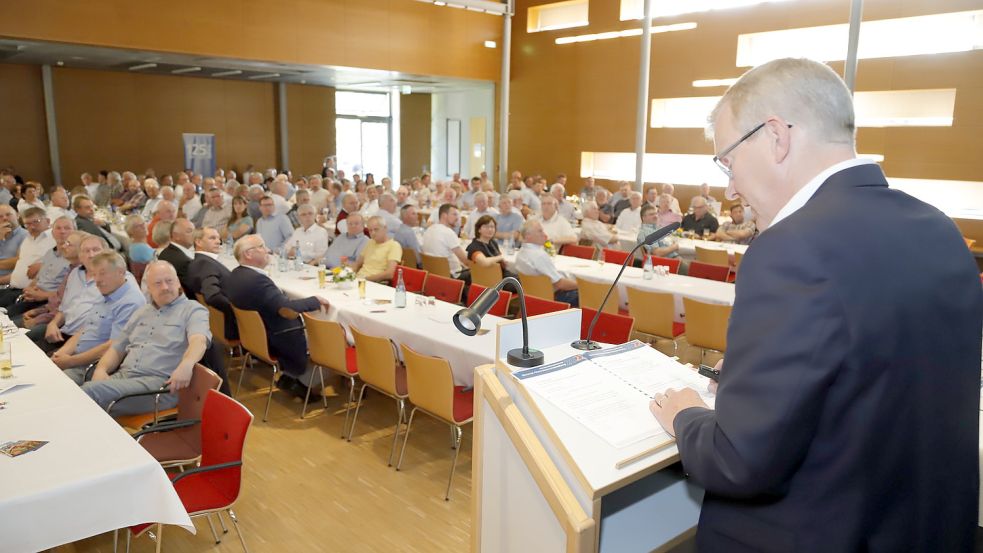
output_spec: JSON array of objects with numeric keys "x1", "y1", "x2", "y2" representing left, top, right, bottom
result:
[
  {"x1": 225, "y1": 195, "x2": 254, "y2": 242},
  {"x1": 681, "y1": 196, "x2": 719, "y2": 237},
  {"x1": 193, "y1": 186, "x2": 232, "y2": 233},
  {"x1": 549, "y1": 184, "x2": 578, "y2": 224},
  {"x1": 124, "y1": 214, "x2": 155, "y2": 264},
  {"x1": 186, "y1": 226, "x2": 238, "y2": 340},
  {"x1": 65, "y1": 260, "x2": 208, "y2": 415},
  {"x1": 46, "y1": 186, "x2": 75, "y2": 222},
  {"x1": 284, "y1": 204, "x2": 329, "y2": 265},
  {"x1": 467, "y1": 215, "x2": 516, "y2": 280},
  {"x1": 423, "y1": 203, "x2": 470, "y2": 283},
  {"x1": 285, "y1": 189, "x2": 310, "y2": 228},
  {"x1": 393, "y1": 204, "x2": 422, "y2": 267},
  {"x1": 226, "y1": 235, "x2": 331, "y2": 398},
  {"x1": 18, "y1": 182, "x2": 47, "y2": 216},
  {"x1": 461, "y1": 192, "x2": 499, "y2": 240},
  {"x1": 54, "y1": 249, "x2": 144, "y2": 374},
  {"x1": 255, "y1": 194, "x2": 293, "y2": 253},
  {"x1": 493, "y1": 195, "x2": 524, "y2": 245},
  {"x1": 6, "y1": 215, "x2": 75, "y2": 319},
  {"x1": 351, "y1": 216, "x2": 402, "y2": 283},
  {"x1": 654, "y1": 193, "x2": 683, "y2": 230},
  {"x1": 688, "y1": 182, "x2": 720, "y2": 216},
  {"x1": 660, "y1": 183, "x2": 682, "y2": 215},
  {"x1": 0, "y1": 205, "x2": 28, "y2": 279},
  {"x1": 325, "y1": 212, "x2": 369, "y2": 268},
  {"x1": 638, "y1": 204, "x2": 686, "y2": 274},
  {"x1": 514, "y1": 220, "x2": 579, "y2": 307},
  {"x1": 716, "y1": 204, "x2": 756, "y2": 245},
  {"x1": 146, "y1": 199, "x2": 176, "y2": 248},
  {"x1": 579, "y1": 176, "x2": 599, "y2": 203},
  {"x1": 73, "y1": 195, "x2": 123, "y2": 251},
  {"x1": 614, "y1": 191, "x2": 643, "y2": 235},
  {"x1": 534, "y1": 196, "x2": 578, "y2": 247},
  {"x1": 580, "y1": 201, "x2": 618, "y2": 249},
  {"x1": 594, "y1": 188, "x2": 615, "y2": 224},
  {"x1": 139, "y1": 179, "x2": 162, "y2": 220}
]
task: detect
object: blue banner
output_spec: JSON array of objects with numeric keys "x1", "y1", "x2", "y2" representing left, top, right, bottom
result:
[{"x1": 182, "y1": 133, "x2": 216, "y2": 177}]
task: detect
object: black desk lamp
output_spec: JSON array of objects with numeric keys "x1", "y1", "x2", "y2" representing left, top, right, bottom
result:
[{"x1": 453, "y1": 276, "x2": 544, "y2": 368}]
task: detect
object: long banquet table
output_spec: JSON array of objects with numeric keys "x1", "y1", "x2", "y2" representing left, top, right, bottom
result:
[{"x1": 0, "y1": 323, "x2": 193, "y2": 553}]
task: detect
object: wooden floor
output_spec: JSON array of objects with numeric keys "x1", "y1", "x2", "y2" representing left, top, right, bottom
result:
[{"x1": 54, "y1": 337, "x2": 714, "y2": 553}]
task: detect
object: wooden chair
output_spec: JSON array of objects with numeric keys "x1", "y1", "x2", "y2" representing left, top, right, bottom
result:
[
  {"x1": 518, "y1": 272, "x2": 554, "y2": 301},
  {"x1": 649, "y1": 255, "x2": 681, "y2": 274},
  {"x1": 560, "y1": 244, "x2": 595, "y2": 260},
  {"x1": 196, "y1": 294, "x2": 242, "y2": 386},
  {"x1": 601, "y1": 248, "x2": 631, "y2": 265},
  {"x1": 423, "y1": 273, "x2": 465, "y2": 304},
  {"x1": 421, "y1": 253, "x2": 452, "y2": 278},
  {"x1": 230, "y1": 305, "x2": 284, "y2": 422},
  {"x1": 682, "y1": 297, "x2": 732, "y2": 365},
  {"x1": 397, "y1": 344, "x2": 474, "y2": 500},
  {"x1": 110, "y1": 363, "x2": 221, "y2": 434},
  {"x1": 626, "y1": 287, "x2": 685, "y2": 353},
  {"x1": 523, "y1": 295, "x2": 570, "y2": 317},
  {"x1": 731, "y1": 251, "x2": 744, "y2": 282},
  {"x1": 576, "y1": 277, "x2": 617, "y2": 314},
  {"x1": 579, "y1": 308, "x2": 634, "y2": 345},
  {"x1": 302, "y1": 314, "x2": 360, "y2": 424},
  {"x1": 470, "y1": 261, "x2": 503, "y2": 289},
  {"x1": 349, "y1": 326, "x2": 409, "y2": 465},
  {"x1": 688, "y1": 261, "x2": 730, "y2": 282},
  {"x1": 694, "y1": 245, "x2": 730, "y2": 266},
  {"x1": 397, "y1": 265, "x2": 427, "y2": 293},
  {"x1": 466, "y1": 284, "x2": 512, "y2": 317},
  {"x1": 401, "y1": 247, "x2": 420, "y2": 269}
]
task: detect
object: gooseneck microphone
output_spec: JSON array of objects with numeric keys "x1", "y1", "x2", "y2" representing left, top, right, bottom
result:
[{"x1": 571, "y1": 222, "x2": 681, "y2": 351}]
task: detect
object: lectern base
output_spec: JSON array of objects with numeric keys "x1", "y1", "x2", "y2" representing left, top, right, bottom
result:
[
  {"x1": 507, "y1": 348, "x2": 545, "y2": 368},
  {"x1": 570, "y1": 339, "x2": 602, "y2": 351}
]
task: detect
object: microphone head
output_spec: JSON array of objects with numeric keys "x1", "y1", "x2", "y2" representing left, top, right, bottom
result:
[{"x1": 643, "y1": 222, "x2": 681, "y2": 246}]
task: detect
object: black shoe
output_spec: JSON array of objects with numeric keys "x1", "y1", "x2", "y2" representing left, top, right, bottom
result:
[{"x1": 276, "y1": 375, "x2": 298, "y2": 392}]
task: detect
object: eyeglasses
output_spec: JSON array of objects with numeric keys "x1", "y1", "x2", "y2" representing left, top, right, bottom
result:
[{"x1": 712, "y1": 122, "x2": 793, "y2": 178}]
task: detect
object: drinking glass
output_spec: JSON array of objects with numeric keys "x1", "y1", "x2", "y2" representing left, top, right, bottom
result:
[
  {"x1": 357, "y1": 278, "x2": 367, "y2": 300},
  {"x1": 0, "y1": 342, "x2": 12, "y2": 379}
]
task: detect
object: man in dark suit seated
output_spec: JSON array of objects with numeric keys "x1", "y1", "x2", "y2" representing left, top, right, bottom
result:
[
  {"x1": 156, "y1": 217, "x2": 196, "y2": 298},
  {"x1": 650, "y1": 58, "x2": 983, "y2": 552},
  {"x1": 225, "y1": 234, "x2": 330, "y2": 398},
  {"x1": 72, "y1": 195, "x2": 123, "y2": 251},
  {"x1": 186, "y1": 227, "x2": 237, "y2": 341}
]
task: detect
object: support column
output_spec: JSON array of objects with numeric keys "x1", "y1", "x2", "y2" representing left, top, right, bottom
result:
[
  {"x1": 278, "y1": 82, "x2": 290, "y2": 170},
  {"x1": 844, "y1": 0, "x2": 864, "y2": 93},
  {"x1": 633, "y1": 0, "x2": 653, "y2": 192},
  {"x1": 498, "y1": 0, "x2": 513, "y2": 191},
  {"x1": 41, "y1": 65, "x2": 62, "y2": 187}
]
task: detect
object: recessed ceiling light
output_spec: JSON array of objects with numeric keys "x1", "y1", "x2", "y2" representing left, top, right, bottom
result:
[
  {"x1": 129, "y1": 63, "x2": 157, "y2": 71},
  {"x1": 248, "y1": 73, "x2": 280, "y2": 80},
  {"x1": 171, "y1": 67, "x2": 202, "y2": 74},
  {"x1": 212, "y1": 70, "x2": 242, "y2": 77}
]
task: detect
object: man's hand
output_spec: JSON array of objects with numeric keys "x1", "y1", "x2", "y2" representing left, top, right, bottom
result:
[
  {"x1": 44, "y1": 320, "x2": 64, "y2": 344},
  {"x1": 649, "y1": 387, "x2": 709, "y2": 438},
  {"x1": 708, "y1": 358, "x2": 723, "y2": 394},
  {"x1": 51, "y1": 350, "x2": 74, "y2": 369},
  {"x1": 165, "y1": 361, "x2": 194, "y2": 393},
  {"x1": 316, "y1": 296, "x2": 331, "y2": 310}
]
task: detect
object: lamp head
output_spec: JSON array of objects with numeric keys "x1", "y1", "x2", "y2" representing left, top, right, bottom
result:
[{"x1": 453, "y1": 286, "x2": 501, "y2": 336}]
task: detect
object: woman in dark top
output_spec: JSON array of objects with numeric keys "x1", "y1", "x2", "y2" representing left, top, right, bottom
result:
[{"x1": 466, "y1": 215, "x2": 516, "y2": 279}]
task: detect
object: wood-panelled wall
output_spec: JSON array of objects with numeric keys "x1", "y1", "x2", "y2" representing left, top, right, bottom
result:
[
  {"x1": 0, "y1": 0, "x2": 501, "y2": 81},
  {"x1": 286, "y1": 84, "x2": 336, "y2": 177},
  {"x1": 509, "y1": 0, "x2": 983, "y2": 194},
  {"x1": 401, "y1": 93, "x2": 432, "y2": 179},
  {"x1": 0, "y1": 64, "x2": 50, "y2": 184}
]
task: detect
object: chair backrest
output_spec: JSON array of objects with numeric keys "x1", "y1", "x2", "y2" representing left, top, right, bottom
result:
[
  {"x1": 695, "y1": 246, "x2": 730, "y2": 266},
  {"x1": 466, "y1": 284, "x2": 512, "y2": 317},
  {"x1": 400, "y1": 344, "x2": 456, "y2": 423},
  {"x1": 423, "y1": 273, "x2": 465, "y2": 304},
  {"x1": 688, "y1": 261, "x2": 730, "y2": 282},
  {"x1": 576, "y1": 277, "x2": 616, "y2": 314},
  {"x1": 561, "y1": 244, "x2": 595, "y2": 260},
  {"x1": 130, "y1": 261, "x2": 148, "y2": 286},
  {"x1": 302, "y1": 314, "x2": 351, "y2": 374},
  {"x1": 401, "y1": 247, "x2": 419, "y2": 269},
  {"x1": 421, "y1": 253, "x2": 452, "y2": 278},
  {"x1": 397, "y1": 265, "x2": 427, "y2": 293},
  {"x1": 350, "y1": 325, "x2": 402, "y2": 396},
  {"x1": 518, "y1": 272, "x2": 554, "y2": 301},
  {"x1": 523, "y1": 295, "x2": 570, "y2": 317},
  {"x1": 626, "y1": 287, "x2": 676, "y2": 339},
  {"x1": 173, "y1": 364, "x2": 223, "y2": 453},
  {"x1": 579, "y1": 308, "x2": 634, "y2": 344},
  {"x1": 470, "y1": 261, "x2": 503, "y2": 289},
  {"x1": 199, "y1": 390, "x2": 253, "y2": 503},
  {"x1": 231, "y1": 305, "x2": 274, "y2": 364},
  {"x1": 682, "y1": 297, "x2": 731, "y2": 352},
  {"x1": 198, "y1": 294, "x2": 233, "y2": 346},
  {"x1": 733, "y1": 251, "x2": 744, "y2": 272},
  {"x1": 649, "y1": 256, "x2": 681, "y2": 274},
  {"x1": 602, "y1": 248, "x2": 631, "y2": 265}
]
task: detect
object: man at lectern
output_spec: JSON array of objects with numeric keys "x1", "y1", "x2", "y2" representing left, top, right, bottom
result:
[{"x1": 649, "y1": 58, "x2": 983, "y2": 552}]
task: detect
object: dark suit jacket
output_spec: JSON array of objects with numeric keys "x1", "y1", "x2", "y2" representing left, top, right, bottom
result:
[
  {"x1": 224, "y1": 265, "x2": 321, "y2": 375},
  {"x1": 186, "y1": 253, "x2": 237, "y2": 340},
  {"x1": 75, "y1": 215, "x2": 123, "y2": 252},
  {"x1": 674, "y1": 164, "x2": 983, "y2": 553},
  {"x1": 157, "y1": 244, "x2": 194, "y2": 299}
]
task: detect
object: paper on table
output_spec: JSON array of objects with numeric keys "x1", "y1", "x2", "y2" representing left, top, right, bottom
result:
[
  {"x1": 588, "y1": 342, "x2": 716, "y2": 408},
  {"x1": 0, "y1": 380, "x2": 33, "y2": 395}
]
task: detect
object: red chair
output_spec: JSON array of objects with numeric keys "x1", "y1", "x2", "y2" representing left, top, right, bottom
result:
[
  {"x1": 688, "y1": 261, "x2": 730, "y2": 282},
  {"x1": 423, "y1": 273, "x2": 465, "y2": 304},
  {"x1": 466, "y1": 284, "x2": 513, "y2": 317},
  {"x1": 580, "y1": 308, "x2": 635, "y2": 345},
  {"x1": 397, "y1": 265, "x2": 427, "y2": 293},
  {"x1": 561, "y1": 244, "x2": 595, "y2": 260},
  {"x1": 130, "y1": 261, "x2": 148, "y2": 285},
  {"x1": 648, "y1": 256, "x2": 681, "y2": 274},
  {"x1": 601, "y1": 248, "x2": 631, "y2": 265},
  {"x1": 120, "y1": 390, "x2": 253, "y2": 552},
  {"x1": 523, "y1": 295, "x2": 570, "y2": 317}
]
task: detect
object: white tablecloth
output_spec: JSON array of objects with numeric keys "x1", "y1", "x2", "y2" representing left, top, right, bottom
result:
[
  {"x1": 675, "y1": 238, "x2": 749, "y2": 258},
  {"x1": 0, "y1": 329, "x2": 193, "y2": 553}
]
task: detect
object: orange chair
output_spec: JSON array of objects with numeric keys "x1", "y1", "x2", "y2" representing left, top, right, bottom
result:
[
  {"x1": 688, "y1": 261, "x2": 730, "y2": 282},
  {"x1": 626, "y1": 287, "x2": 685, "y2": 353},
  {"x1": 466, "y1": 284, "x2": 512, "y2": 317},
  {"x1": 576, "y1": 277, "x2": 617, "y2": 314},
  {"x1": 302, "y1": 314, "x2": 360, "y2": 425},
  {"x1": 518, "y1": 272, "x2": 554, "y2": 301},
  {"x1": 397, "y1": 345, "x2": 474, "y2": 500},
  {"x1": 602, "y1": 248, "x2": 631, "y2": 265},
  {"x1": 470, "y1": 260, "x2": 504, "y2": 289},
  {"x1": 231, "y1": 305, "x2": 286, "y2": 422},
  {"x1": 120, "y1": 390, "x2": 253, "y2": 553},
  {"x1": 349, "y1": 326, "x2": 408, "y2": 465},
  {"x1": 400, "y1": 247, "x2": 419, "y2": 269},
  {"x1": 196, "y1": 293, "x2": 243, "y2": 389},
  {"x1": 421, "y1": 253, "x2": 452, "y2": 278},
  {"x1": 649, "y1": 255, "x2": 681, "y2": 274},
  {"x1": 397, "y1": 265, "x2": 427, "y2": 293},
  {"x1": 561, "y1": 244, "x2": 595, "y2": 260},
  {"x1": 523, "y1": 295, "x2": 570, "y2": 317},
  {"x1": 683, "y1": 297, "x2": 731, "y2": 365},
  {"x1": 580, "y1": 308, "x2": 635, "y2": 344},
  {"x1": 423, "y1": 273, "x2": 465, "y2": 304},
  {"x1": 694, "y1": 245, "x2": 730, "y2": 267}
]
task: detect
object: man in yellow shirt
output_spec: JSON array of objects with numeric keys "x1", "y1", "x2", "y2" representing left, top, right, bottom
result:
[{"x1": 352, "y1": 215, "x2": 402, "y2": 283}]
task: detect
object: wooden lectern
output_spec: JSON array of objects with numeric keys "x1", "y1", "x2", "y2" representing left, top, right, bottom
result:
[{"x1": 472, "y1": 309, "x2": 704, "y2": 553}]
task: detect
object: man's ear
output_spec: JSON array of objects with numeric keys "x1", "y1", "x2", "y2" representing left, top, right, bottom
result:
[{"x1": 767, "y1": 118, "x2": 792, "y2": 164}]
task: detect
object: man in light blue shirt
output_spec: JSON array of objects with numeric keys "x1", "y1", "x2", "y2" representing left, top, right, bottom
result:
[
  {"x1": 0, "y1": 205, "x2": 27, "y2": 277},
  {"x1": 494, "y1": 196, "x2": 525, "y2": 245},
  {"x1": 324, "y1": 212, "x2": 369, "y2": 268},
  {"x1": 393, "y1": 205, "x2": 422, "y2": 267},
  {"x1": 256, "y1": 195, "x2": 293, "y2": 252},
  {"x1": 55, "y1": 250, "x2": 146, "y2": 373}
]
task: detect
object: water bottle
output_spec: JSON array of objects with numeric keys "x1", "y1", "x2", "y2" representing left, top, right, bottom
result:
[
  {"x1": 293, "y1": 240, "x2": 303, "y2": 271},
  {"x1": 276, "y1": 248, "x2": 287, "y2": 273},
  {"x1": 642, "y1": 254, "x2": 654, "y2": 280},
  {"x1": 394, "y1": 268, "x2": 407, "y2": 308},
  {"x1": 225, "y1": 237, "x2": 233, "y2": 255}
]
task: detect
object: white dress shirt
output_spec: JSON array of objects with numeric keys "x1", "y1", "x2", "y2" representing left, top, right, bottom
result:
[
  {"x1": 536, "y1": 212, "x2": 577, "y2": 244},
  {"x1": 422, "y1": 223, "x2": 464, "y2": 277},
  {"x1": 10, "y1": 230, "x2": 55, "y2": 289},
  {"x1": 287, "y1": 224, "x2": 330, "y2": 262},
  {"x1": 272, "y1": 194, "x2": 291, "y2": 217},
  {"x1": 461, "y1": 207, "x2": 500, "y2": 240},
  {"x1": 46, "y1": 206, "x2": 76, "y2": 221},
  {"x1": 615, "y1": 207, "x2": 642, "y2": 234},
  {"x1": 514, "y1": 243, "x2": 562, "y2": 284}
]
